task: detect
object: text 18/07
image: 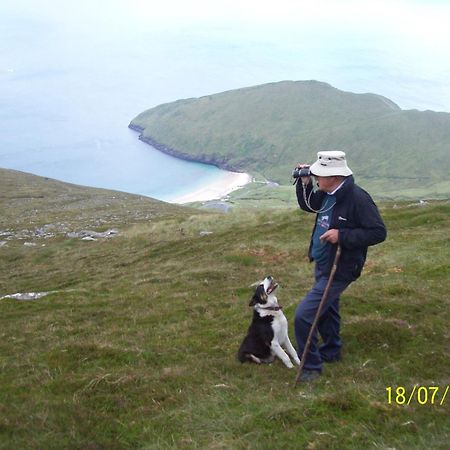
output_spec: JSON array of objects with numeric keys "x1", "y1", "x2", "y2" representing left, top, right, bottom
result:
[{"x1": 386, "y1": 386, "x2": 448, "y2": 406}]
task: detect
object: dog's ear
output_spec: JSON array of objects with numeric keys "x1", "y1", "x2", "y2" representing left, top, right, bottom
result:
[
  {"x1": 249, "y1": 285, "x2": 267, "y2": 306},
  {"x1": 248, "y1": 293, "x2": 258, "y2": 306}
]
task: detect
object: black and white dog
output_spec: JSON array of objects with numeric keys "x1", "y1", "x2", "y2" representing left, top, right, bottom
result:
[{"x1": 237, "y1": 276, "x2": 300, "y2": 369}]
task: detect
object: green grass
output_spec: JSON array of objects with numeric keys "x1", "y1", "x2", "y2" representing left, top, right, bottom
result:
[{"x1": 0, "y1": 170, "x2": 449, "y2": 449}]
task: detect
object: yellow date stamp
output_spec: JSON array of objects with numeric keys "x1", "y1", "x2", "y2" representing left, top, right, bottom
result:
[{"x1": 386, "y1": 385, "x2": 448, "y2": 406}]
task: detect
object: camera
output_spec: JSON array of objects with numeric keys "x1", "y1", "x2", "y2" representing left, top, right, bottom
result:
[{"x1": 292, "y1": 166, "x2": 311, "y2": 178}]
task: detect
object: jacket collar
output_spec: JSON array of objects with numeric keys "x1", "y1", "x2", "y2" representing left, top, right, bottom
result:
[
  {"x1": 328, "y1": 179, "x2": 347, "y2": 195},
  {"x1": 334, "y1": 176, "x2": 354, "y2": 202}
]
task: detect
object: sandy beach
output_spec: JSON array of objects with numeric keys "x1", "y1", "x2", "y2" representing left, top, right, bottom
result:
[{"x1": 170, "y1": 171, "x2": 251, "y2": 204}]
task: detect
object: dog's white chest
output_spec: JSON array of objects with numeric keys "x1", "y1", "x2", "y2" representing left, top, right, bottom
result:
[{"x1": 272, "y1": 313, "x2": 289, "y2": 340}]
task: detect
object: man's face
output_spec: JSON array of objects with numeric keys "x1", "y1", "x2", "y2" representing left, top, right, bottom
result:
[{"x1": 315, "y1": 176, "x2": 340, "y2": 193}]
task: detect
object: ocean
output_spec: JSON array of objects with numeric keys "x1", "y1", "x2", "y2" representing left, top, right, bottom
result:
[{"x1": 1, "y1": 0, "x2": 449, "y2": 201}]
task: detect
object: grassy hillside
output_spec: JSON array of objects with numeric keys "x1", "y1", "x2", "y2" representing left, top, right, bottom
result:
[
  {"x1": 1, "y1": 170, "x2": 449, "y2": 449},
  {"x1": 130, "y1": 80, "x2": 450, "y2": 199},
  {"x1": 0, "y1": 168, "x2": 193, "y2": 231}
]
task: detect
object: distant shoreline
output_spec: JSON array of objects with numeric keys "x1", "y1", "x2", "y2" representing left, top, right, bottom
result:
[
  {"x1": 128, "y1": 123, "x2": 243, "y2": 173},
  {"x1": 128, "y1": 123, "x2": 251, "y2": 203}
]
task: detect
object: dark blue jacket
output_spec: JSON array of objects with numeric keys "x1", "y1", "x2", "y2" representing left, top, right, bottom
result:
[{"x1": 296, "y1": 176, "x2": 387, "y2": 282}]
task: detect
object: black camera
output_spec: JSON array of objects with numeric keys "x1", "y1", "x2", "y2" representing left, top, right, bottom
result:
[{"x1": 292, "y1": 166, "x2": 311, "y2": 178}]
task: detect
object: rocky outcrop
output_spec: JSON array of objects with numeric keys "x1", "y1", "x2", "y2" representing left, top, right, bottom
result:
[
  {"x1": 0, "y1": 225, "x2": 119, "y2": 244},
  {"x1": 66, "y1": 229, "x2": 119, "y2": 240}
]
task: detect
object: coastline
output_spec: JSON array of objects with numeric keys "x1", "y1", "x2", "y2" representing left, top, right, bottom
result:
[
  {"x1": 169, "y1": 171, "x2": 251, "y2": 204},
  {"x1": 128, "y1": 123, "x2": 251, "y2": 204},
  {"x1": 128, "y1": 123, "x2": 243, "y2": 173}
]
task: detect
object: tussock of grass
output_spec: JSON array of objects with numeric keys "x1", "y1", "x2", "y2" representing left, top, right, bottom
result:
[{"x1": 0, "y1": 170, "x2": 449, "y2": 448}]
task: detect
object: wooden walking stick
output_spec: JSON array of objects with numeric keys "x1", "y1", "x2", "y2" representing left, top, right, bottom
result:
[{"x1": 295, "y1": 245, "x2": 342, "y2": 385}]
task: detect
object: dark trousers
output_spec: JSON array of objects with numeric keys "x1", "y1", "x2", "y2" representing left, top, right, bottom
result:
[{"x1": 294, "y1": 264, "x2": 351, "y2": 372}]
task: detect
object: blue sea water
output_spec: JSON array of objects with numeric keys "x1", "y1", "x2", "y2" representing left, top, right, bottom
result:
[{"x1": 1, "y1": 1, "x2": 449, "y2": 201}]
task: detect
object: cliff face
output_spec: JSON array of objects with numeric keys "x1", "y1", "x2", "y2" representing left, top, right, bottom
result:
[{"x1": 128, "y1": 123, "x2": 244, "y2": 173}]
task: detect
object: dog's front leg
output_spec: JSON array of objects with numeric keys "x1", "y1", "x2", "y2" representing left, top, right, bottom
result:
[
  {"x1": 271, "y1": 341, "x2": 294, "y2": 368},
  {"x1": 284, "y1": 337, "x2": 301, "y2": 366}
]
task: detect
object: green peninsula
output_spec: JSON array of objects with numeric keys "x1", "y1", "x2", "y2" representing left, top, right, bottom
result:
[{"x1": 130, "y1": 80, "x2": 450, "y2": 199}]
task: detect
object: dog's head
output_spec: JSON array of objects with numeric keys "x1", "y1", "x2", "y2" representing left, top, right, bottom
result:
[{"x1": 249, "y1": 275, "x2": 279, "y2": 306}]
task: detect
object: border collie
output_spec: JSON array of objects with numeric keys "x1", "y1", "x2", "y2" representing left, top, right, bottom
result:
[{"x1": 237, "y1": 276, "x2": 300, "y2": 369}]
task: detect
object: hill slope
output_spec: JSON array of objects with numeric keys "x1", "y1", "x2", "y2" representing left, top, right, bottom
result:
[
  {"x1": 1, "y1": 169, "x2": 449, "y2": 448},
  {"x1": 0, "y1": 168, "x2": 192, "y2": 233},
  {"x1": 130, "y1": 80, "x2": 450, "y2": 199}
]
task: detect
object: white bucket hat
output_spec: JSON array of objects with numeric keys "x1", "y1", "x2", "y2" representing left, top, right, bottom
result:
[{"x1": 309, "y1": 151, "x2": 353, "y2": 177}]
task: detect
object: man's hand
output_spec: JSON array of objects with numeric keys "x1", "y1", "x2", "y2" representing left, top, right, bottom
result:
[{"x1": 320, "y1": 229, "x2": 339, "y2": 244}]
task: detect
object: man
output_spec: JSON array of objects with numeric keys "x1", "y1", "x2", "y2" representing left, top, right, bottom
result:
[{"x1": 294, "y1": 150, "x2": 386, "y2": 382}]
